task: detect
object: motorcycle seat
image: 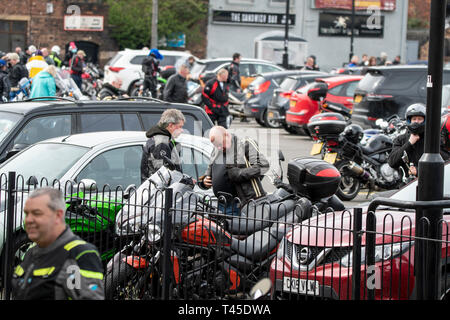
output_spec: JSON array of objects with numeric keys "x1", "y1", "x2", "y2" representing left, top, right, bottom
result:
[{"x1": 230, "y1": 226, "x2": 279, "y2": 262}]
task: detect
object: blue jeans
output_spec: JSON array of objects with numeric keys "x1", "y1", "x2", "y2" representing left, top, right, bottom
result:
[{"x1": 218, "y1": 202, "x2": 241, "y2": 216}]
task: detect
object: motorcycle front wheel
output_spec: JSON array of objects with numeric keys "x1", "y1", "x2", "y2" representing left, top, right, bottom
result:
[{"x1": 335, "y1": 160, "x2": 361, "y2": 201}]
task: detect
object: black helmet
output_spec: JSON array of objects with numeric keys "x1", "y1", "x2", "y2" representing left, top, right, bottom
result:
[
  {"x1": 343, "y1": 124, "x2": 364, "y2": 144},
  {"x1": 441, "y1": 114, "x2": 450, "y2": 151},
  {"x1": 405, "y1": 103, "x2": 426, "y2": 135}
]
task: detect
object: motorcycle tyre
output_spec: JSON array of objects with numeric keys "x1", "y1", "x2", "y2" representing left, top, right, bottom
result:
[
  {"x1": 335, "y1": 160, "x2": 361, "y2": 201},
  {"x1": 104, "y1": 260, "x2": 147, "y2": 300},
  {"x1": 0, "y1": 232, "x2": 32, "y2": 288}
]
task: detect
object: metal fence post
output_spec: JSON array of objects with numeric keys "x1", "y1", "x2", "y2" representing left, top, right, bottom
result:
[
  {"x1": 161, "y1": 188, "x2": 173, "y2": 300},
  {"x1": 365, "y1": 211, "x2": 376, "y2": 300},
  {"x1": 351, "y1": 207, "x2": 363, "y2": 300},
  {"x1": 3, "y1": 172, "x2": 16, "y2": 300}
]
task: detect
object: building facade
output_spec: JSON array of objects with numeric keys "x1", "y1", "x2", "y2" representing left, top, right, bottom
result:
[
  {"x1": 207, "y1": 0, "x2": 409, "y2": 71},
  {"x1": 0, "y1": 0, "x2": 118, "y2": 66}
]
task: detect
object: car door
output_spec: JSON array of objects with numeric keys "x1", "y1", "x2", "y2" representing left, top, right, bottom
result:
[
  {"x1": 326, "y1": 80, "x2": 360, "y2": 110},
  {"x1": 73, "y1": 144, "x2": 144, "y2": 190}
]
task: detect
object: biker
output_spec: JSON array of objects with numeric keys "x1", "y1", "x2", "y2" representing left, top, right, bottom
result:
[
  {"x1": 140, "y1": 109, "x2": 185, "y2": 183},
  {"x1": 11, "y1": 187, "x2": 104, "y2": 300},
  {"x1": 7, "y1": 53, "x2": 29, "y2": 88},
  {"x1": 163, "y1": 64, "x2": 189, "y2": 103},
  {"x1": 199, "y1": 126, "x2": 270, "y2": 215},
  {"x1": 0, "y1": 59, "x2": 11, "y2": 102},
  {"x1": 202, "y1": 68, "x2": 230, "y2": 128},
  {"x1": 388, "y1": 103, "x2": 449, "y2": 177},
  {"x1": 441, "y1": 113, "x2": 450, "y2": 158},
  {"x1": 141, "y1": 48, "x2": 163, "y2": 98},
  {"x1": 227, "y1": 53, "x2": 242, "y2": 93},
  {"x1": 97, "y1": 75, "x2": 129, "y2": 100},
  {"x1": 49, "y1": 45, "x2": 63, "y2": 68}
]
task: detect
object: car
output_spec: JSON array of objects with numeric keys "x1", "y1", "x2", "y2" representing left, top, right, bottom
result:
[
  {"x1": 243, "y1": 71, "x2": 327, "y2": 128},
  {"x1": 103, "y1": 49, "x2": 196, "y2": 94},
  {"x1": 191, "y1": 57, "x2": 285, "y2": 90},
  {"x1": 0, "y1": 99, "x2": 213, "y2": 163},
  {"x1": 267, "y1": 73, "x2": 331, "y2": 133},
  {"x1": 0, "y1": 131, "x2": 215, "y2": 261},
  {"x1": 269, "y1": 161, "x2": 450, "y2": 300},
  {"x1": 285, "y1": 75, "x2": 363, "y2": 134},
  {"x1": 352, "y1": 66, "x2": 450, "y2": 128},
  {"x1": 330, "y1": 66, "x2": 366, "y2": 75}
]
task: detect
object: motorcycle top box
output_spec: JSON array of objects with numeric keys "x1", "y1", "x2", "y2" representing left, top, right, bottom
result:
[
  {"x1": 307, "y1": 112, "x2": 347, "y2": 139},
  {"x1": 287, "y1": 157, "x2": 341, "y2": 201}
]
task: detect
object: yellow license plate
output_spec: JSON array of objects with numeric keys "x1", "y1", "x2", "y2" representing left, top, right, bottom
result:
[
  {"x1": 290, "y1": 100, "x2": 296, "y2": 108},
  {"x1": 310, "y1": 142, "x2": 324, "y2": 156},
  {"x1": 323, "y1": 152, "x2": 338, "y2": 164},
  {"x1": 354, "y1": 95, "x2": 363, "y2": 103},
  {"x1": 246, "y1": 92, "x2": 252, "y2": 99},
  {"x1": 268, "y1": 112, "x2": 274, "y2": 119}
]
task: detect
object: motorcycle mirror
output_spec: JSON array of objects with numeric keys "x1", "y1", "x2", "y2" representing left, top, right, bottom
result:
[
  {"x1": 249, "y1": 278, "x2": 272, "y2": 300},
  {"x1": 278, "y1": 150, "x2": 285, "y2": 162},
  {"x1": 79, "y1": 179, "x2": 98, "y2": 192}
]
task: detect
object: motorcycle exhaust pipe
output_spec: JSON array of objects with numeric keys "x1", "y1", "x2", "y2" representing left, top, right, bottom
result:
[{"x1": 348, "y1": 161, "x2": 371, "y2": 181}]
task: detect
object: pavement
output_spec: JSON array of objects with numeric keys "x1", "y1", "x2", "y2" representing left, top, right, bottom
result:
[{"x1": 228, "y1": 118, "x2": 378, "y2": 209}]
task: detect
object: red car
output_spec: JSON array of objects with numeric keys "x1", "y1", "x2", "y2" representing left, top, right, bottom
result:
[
  {"x1": 285, "y1": 76, "x2": 363, "y2": 134},
  {"x1": 270, "y1": 161, "x2": 450, "y2": 300}
]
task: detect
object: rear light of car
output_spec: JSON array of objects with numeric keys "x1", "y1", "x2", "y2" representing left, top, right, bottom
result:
[
  {"x1": 251, "y1": 108, "x2": 259, "y2": 113},
  {"x1": 254, "y1": 81, "x2": 271, "y2": 95},
  {"x1": 367, "y1": 93, "x2": 394, "y2": 100},
  {"x1": 280, "y1": 91, "x2": 293, "y2": 99},
  {"x1": 109, "y1": 66, "x2": 125, "y2": 73}
]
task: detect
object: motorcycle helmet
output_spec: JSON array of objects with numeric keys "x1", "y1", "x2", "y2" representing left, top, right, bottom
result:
[
  {"x1": 405, "y1": 103, "x2": 426, "y2": 135},
  {"x1": 441, "y1": 113, "x2": 450, "y2": 151},
  {"x1": 149, "y1": 48, "x2": 164, "y2": 60},
  {"x1": 51, "y1": 45, "x2": 61, "y2": 55},
  {"x1": 342, "y1": 124, "x2": 364, "y2": 144}
]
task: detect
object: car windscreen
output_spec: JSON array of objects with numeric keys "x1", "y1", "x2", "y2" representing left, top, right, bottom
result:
[
  {"x1": 390, "y1": 163, "x2": 450, "y2": 212},
  {"x1": 297, "y1": 82, "x2": 316, "y2": 95},
  {"x1": 160, "y1": 56, "x2": 178, "y2": 67},
  {"x1": 190, "y1": 62, "x2": 206, "y2": 78},
  {"x1": 280, "y1": 77, "x2": 299, "y2": 91},
  {"x1": 106, "y1": 53, "x2": 122, "y2": 66},
  {"x1": 0, "y1": 143, "x2": 89, "y2": 183},
  {"x1": 357, "y1": 72, "x2": 385, "y2": 92},
  {"x1": 0, "y1": 112, "x2": 22, "y2": 144}
]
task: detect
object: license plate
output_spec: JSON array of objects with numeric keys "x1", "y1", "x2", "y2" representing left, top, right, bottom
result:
[
  {"x1": 283, "y1": 277, "x2": 320, "y2": 295},
  {"x1": 310, "y1": 142, "x2": 323, "y2": 156},
  {"x1": 354, "y1": 95, "x2": 363, "y2": 103},
  {"x1": 324, "y1": 152, "x2": 338, "y2": 164},
  {"x1": 290, "y1": 100, "x2": 296, "y2": 108},
  {"x1": 246, "y1": 92, "x2": 252, "y2": 99},
  {"x1": 268, "y1": 111, "x2": 274, "y2": 119}
]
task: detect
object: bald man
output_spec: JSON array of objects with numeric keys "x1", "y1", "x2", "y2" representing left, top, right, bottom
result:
[{"x1": 199, "y1": 126, "x2": 270, "y2": 215}]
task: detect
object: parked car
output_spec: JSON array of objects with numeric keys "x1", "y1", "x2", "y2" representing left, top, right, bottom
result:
[
  {"x1": 243, "y1": 71, "x2": 327, "y2": 128},
  {"x1": 352, "y1": 66, "x2": 450, "y2": 128},
  {"x1": 0, "y1": 131, "x2": 215, "y2": 269},
  {"x1": 0, "y1": 99, "x2": 213, "y2": 163},
  {"x1": 285, "y1": 75, "x2": 363, "y2": 134},
  {"x1": 191, "y1": 58, "x2": 285, "y2": 90},
  {"x1": 103, "y1": 49, "x2": 196, "y2": 94},
  {"x1": 270, "y1": 161, "x2": 450, "y2": 300},
  {"x1": 330, "y1": 66, "x2": 365, "y2": 75},
  {"x1": 267, "y1": 72, "x2": 331, "y2": 133}
]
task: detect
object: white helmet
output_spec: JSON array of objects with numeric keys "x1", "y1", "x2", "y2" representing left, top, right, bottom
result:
[{"x1": 51, "y1": 45, "x2": 61, "y2": 55}]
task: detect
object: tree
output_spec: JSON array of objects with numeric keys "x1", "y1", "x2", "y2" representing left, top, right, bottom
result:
[{"x1": 106, "y1": 0, "x2": 208, "y2": 49}]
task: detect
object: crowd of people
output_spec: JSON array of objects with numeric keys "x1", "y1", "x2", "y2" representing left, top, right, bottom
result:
[
  {"x1": 347, "y1": 51, "x2": 402, "y2": 68},
  {"x1": 0, "y1": 42, "x2": 88, "y2": 102}
]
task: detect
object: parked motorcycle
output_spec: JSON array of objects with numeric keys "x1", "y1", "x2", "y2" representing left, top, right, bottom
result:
[
  {"x1": 129, "y1": 75, "x2": 167, "y2": 99},
  {"x1": 9, "y1": 77, "x2": 32, "y2": 101},
  {"x1": 81, "y1": 62, "x2": 103, "y2": 99},
  {"x1": 104, "y1": 154, "x2": 343, "y2": 299}
]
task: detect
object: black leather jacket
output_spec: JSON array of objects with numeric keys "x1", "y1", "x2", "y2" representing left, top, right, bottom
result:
[{"x1": 163, "y1": 73, "x2": 188, "y2": 103}]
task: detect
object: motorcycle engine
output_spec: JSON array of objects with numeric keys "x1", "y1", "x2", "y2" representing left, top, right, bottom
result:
[{"x1": 376, "y1": 163, "x2": 401, "y2": 188}]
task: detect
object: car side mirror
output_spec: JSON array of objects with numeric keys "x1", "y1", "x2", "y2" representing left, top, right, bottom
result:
[
  {"x1": 79, "y1": 179, "x2": 98, "y2": 192},
  {"x1": 6, "y1": 143, "x2": 28, "y2": 160}
]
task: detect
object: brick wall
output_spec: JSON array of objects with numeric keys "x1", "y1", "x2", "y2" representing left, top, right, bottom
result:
[{"x1": 0, "y1": 0, "x2": 119, "y2": 66}]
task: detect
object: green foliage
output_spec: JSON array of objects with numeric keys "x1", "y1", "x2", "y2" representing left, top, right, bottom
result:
[{"x1": 106, "y1": 0, "x2": 208, "y2": 49}]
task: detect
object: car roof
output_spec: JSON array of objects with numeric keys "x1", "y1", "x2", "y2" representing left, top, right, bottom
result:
[
  {"x1": 0, "y1": 99, "x2": 207, "y2": 116},
  {"x1": 317, "y1": 75, "x2": 364, "y2": 84},
  {"x1": 197, "y1": 57, "x2": 277, "y2": 65},
  {"x1": 256, "y1": 70, "x2": 327, "y2": 79},
  {"x1": 120, "y1": 49, "x2": 193, "y2": 56}
]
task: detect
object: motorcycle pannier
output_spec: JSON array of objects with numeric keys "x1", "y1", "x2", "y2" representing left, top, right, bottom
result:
[
  {"x1": 307, "y1": 112, "x2": 347, "y2": 139},
  {"x1": 287, "y1": 157, "x2": 341, "y2": 201}
]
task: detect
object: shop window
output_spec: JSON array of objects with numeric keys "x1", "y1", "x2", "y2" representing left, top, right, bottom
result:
[{"x1": 0, "y1": 20, "x2": 27, "y2": 53}]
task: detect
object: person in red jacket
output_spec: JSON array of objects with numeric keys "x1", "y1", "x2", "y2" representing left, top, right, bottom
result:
[
  {"x1": 202, "y1": 68, "x2": 230, "y2": 128},
  {"x1": 70, "y1": 50, "x2": 86, "y2": 90}
]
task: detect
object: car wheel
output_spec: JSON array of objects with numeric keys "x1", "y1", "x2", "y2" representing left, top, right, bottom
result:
[
  {"x1": 255, "y1": 116, "x2": 266, "y2": 127},
  {"x1": 264, "y1": 110, "x2": 282, "y2": 129}
]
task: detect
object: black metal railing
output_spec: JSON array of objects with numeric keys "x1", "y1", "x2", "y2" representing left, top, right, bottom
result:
[{"x1": 1, "y1": 172, "x2": 449, "y2": 300}]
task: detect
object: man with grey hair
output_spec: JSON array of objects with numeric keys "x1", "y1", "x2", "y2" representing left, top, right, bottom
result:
[
  {"x1": 97, "y1": 75, "x2": 129, "y2": 100},
  {"x1": 11, "y1": 187, "x2": 105, "y2": 300},
  {"x1": 163, "y1": 63, "x2": 190, "y2": 103},
  {"x1": 7, "y1": 52, "x2": 28, "y2": 88},
  {"x1": 140, "y1": 108, "x2": 185, "y2": 182}
]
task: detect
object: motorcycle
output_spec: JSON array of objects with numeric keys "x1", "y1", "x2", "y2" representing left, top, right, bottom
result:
[
  {"x1": 55, "y1": 68, "x2": 89, "y2": 100},
  {"x1": 129, "y1": 75, "x2": 167, "y2": 99},
  {"x1": 104, "y1": 154, "x2": 344, "y2": 299},
  {"x1": 9, "y1": 77, "x2": 32, "y2": 101},
  {"x1": 81, "y1": 62, "x2": 103, "y2": 99}
]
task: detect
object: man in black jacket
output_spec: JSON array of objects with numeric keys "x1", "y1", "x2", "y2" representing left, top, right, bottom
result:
[
  {"x1": 163, "y1": 64, "x2": 189, "y2": 103},
  {"x1": 227, "y1": 53, "x2": 242, "y2": 93},
  {"x1": 12, "y1": 187, "x2": 104, "y2": 300},
  {"x1": 7, "y1": 53, "x2": 29, "y2": 88},
  {"x1": 0, "y1": 59, "x2": 11, "y2": 102},
  {"x1": 141, "y1": 49, "x2": 162, "y2": 98},
  {"x1": 97, "y1": 76, "x2": 129, "y2": 100},
  {"x1": 199, "y1": 126, "x2": 270, "y2": 214},
  {"x1": 388, "y1": 103, "x2": 449, "y2": 177},
  {"x1": 202, "y1": 68, "x2": 230, "y2": 128},
  {"x1": 140, "y1": 109, "x2": 185, "y2": 183}
]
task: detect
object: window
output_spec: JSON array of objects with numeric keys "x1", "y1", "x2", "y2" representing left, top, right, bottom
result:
[
  {"x1": 328, "y1": 84, "x2": 344, "y2": 96},
  {"x1": 254, "y1": 64, "x2": 282, "y2": 74},
  {"x1": 14, "y1": 115, "x2": 71, "y2": 146},
  {"x1": 141, "y1": 113, "x2": 204, "y2": 136},
  {"x1": 269, "y1": 0, "x2": 294, "y2": 7},
  {"x1": 239, "y1": 64, "x2": 252, "y2": 77},
  {"x1": 343, "y1": 81, "x2": 360, "y2": 97},
  {"x1": 180, "y1": 146, "x2": 211, "y2": 180},
  {"x1": 80, "y1": 113, "x2": 122, "y2": 133},
  {"x1": 0, "y1": 112, "x2": 21, "y2": 144},
  {"x1": 227, "y1": 0, "x2": 254, "y2": 4},
  {"x1": 382, "y1": 72, "x2": 421, "y2": 91},
  {"x1": 122, "y1": 113, "x2": 142, "y2": 131},
  {"x1": 0, "y1": 20, "x2": 27, "y2": 53},
  {"x1": 75, "y1": 145, "x2": 143, "y2": 189},
  {"x1": 129, "y1": 55, "x2": 146, "y2": 65}
]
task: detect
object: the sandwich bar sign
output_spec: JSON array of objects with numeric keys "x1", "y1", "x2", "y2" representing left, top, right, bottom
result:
[
  {"x1": 315, "y1": 0, "x2": 396, "y2": 11},
  {"x1": 212, "y1": 10, "x2": 295, "y2": 26}
]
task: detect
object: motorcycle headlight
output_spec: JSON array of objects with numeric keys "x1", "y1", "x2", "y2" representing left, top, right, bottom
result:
[
  {"x1": 147, "y1": 224, "x2": 162, "y2": 244},
  {"x1": 340, "y1": 241, "x2": 413, "y2": 268},
  {"x1": 116, "y1": 216, "x2": 144, "y2": 236}
]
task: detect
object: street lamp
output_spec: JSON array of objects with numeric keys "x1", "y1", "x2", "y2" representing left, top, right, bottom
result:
[{"x1": 282, "y1": 0, "x2": 290, "y2": 69}]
